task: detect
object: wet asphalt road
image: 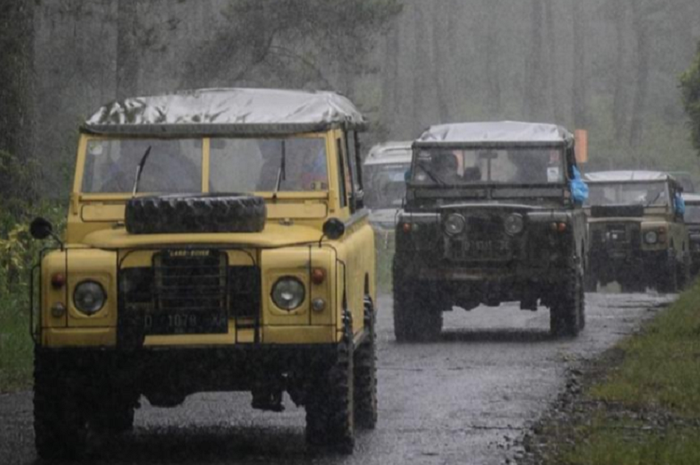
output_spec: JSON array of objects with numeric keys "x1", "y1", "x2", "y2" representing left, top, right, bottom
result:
[{"x1": 0, "y1": 291, "x2": 672, "y2": 465}]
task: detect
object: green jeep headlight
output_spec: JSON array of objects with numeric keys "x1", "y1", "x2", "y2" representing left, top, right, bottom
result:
[
  {"x1": 73, "y1": 281, "x2": 106, "y2": 315},
  {"x1": 271, "y1": 277, "x2": 305, "y2": 311}
]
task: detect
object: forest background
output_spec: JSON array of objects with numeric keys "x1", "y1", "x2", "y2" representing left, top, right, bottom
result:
[{"x1": 2, "y1": 0, "x2": 700, "y2": 388}]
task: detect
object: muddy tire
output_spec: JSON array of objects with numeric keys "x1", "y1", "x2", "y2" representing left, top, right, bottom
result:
[
  {"x1": 656, "y1": 253, "x2": 678, "y2": 294},
  {"x1": 306, "y1": 315, "x2": 355, "y2": 454},
  {"x1": 34, "y1": 349, "x2": 88, "y2": 460},
  {"x1": 92, "y1": 399, "x2": 136, "y2": 434},
  {"x1": 393, "y1": 276, "x2": 442, "y2": 343},
  {"x1": 550, "y1": 265, "x2": 584, "y2": 337},
  {"x1": 354, "y1": 298, "x2": 377, "y2": 430},
  {"x1": 125, "y1": 193, "x2": 266, "y2": 234},
  {"x1": 677, "y1": 254, "x2": 692, "y2": 290}
]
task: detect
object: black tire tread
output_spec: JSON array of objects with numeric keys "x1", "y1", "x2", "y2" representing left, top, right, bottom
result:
[{"x1": 125, "y1": 193, "x2": 266, "y2": 234}]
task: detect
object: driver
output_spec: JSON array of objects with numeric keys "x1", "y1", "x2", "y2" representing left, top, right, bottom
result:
[{"x1": 432, "y1": 151, "x2": 462, "y2": 184}]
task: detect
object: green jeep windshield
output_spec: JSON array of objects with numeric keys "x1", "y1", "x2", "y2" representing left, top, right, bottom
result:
[
  {"x1": 586, "y1": 182, "x2": 670, "y2": 207},
  {"x1": 412, "y1": 148, "x2": 565, "y2": 186},
  {"x1": 683, "y1": 204, "x2": 700, "y2": 223},
  {"x1": 81, "y1": 137, "x2": 328, "y2": 194}
]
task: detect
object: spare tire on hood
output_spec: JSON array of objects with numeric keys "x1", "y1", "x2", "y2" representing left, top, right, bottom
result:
[{"x1": 125, "y1": 194, "x2": 266, "y2": 234}]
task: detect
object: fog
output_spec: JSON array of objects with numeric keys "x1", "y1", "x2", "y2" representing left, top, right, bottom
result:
[{"x1": 4, "y1": 0, "x2": 700, "y2": 191}]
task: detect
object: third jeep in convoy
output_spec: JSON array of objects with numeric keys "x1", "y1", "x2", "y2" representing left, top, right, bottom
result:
[
  {"x1": 584, "y1": 171, "x2": 689, "y2": 293},
  {"x1": 393, "y1": 121, "x2": 588, "y2": 341}
]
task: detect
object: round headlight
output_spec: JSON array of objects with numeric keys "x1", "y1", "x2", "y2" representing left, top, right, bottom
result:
[
  {"x1": 73, "y1": 281, "x2": 106, "y2": 315},
  {"x1": 504, "y1": 213, "x2": 525, "y2": 236},
  {"x1": 271, "y1": 277, "x2": 305, "y2": 311},
  {"x1": 444, "y1": 214, "x2": 466, "y2": 236},
  {"x1": 644, "y1": 230, "x2": 658, "y2": 244}
]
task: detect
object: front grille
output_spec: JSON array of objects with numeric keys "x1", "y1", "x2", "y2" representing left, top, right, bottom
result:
[
  {"x1": 445, "y1": 214, "x2": 512, "y2": 262},
  {"x1": 119, "y1": 249, "x2": 261, "y2": 342},
  {"x1": 153, "y1": 250, "x2": 227, "y2": 314}
]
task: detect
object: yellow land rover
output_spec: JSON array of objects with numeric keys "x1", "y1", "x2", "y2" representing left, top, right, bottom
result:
[{"x1": 29, "y1": 88, "x2": 377, "y2": 457}]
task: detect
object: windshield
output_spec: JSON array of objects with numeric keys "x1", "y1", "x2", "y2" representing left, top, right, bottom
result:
[
  {"x1": 81, "y1": 136, "x2": 328, "y2": 194},
  {"x1": 685, "y1": 205, "x2": 700, "y2": 223},
  {"x1": 364, "y1": 163, "x2": 409, "y2": 209},
  {"x1": 411, "y1": 148, "x2": 565, "y2": 186},
  {"x1": 586, "y1": 182, "x2": 670, "y2": 207}
]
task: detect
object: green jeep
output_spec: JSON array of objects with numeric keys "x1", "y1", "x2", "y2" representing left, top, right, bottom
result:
[{"x1": 393, "y1": 122, "x2": 588, "y2": 341}]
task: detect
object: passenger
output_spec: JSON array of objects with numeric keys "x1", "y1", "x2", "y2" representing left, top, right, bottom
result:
[{"x1": 432, "y1": 151, "x2": 463, "y2": 184}]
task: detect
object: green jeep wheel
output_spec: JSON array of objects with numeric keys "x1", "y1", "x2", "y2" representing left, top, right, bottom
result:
[
  {"x1": 393, "y1": 277, "x2": 443, "y2": 343},
  {"x1": 305, "y1": 315, "x2": 355, "y2": 454},
  {"x1": 354, "y1": 297, "x2": 377, "y2": 429},
  {"x1": 34, "y1": 349, "x2": 88, "y2": 460},
  {"x1": 550, "y1": 265, "x2": 584, "y2": 337}
]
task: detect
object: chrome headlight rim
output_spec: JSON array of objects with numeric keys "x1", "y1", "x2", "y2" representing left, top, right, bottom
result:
[
  {"x1": 504, "y1": 213, "x2": 525, "y2": 236},
  {"x1": 271, "y1": 276, "x2": 306, "y2": 311},
  {"x1": 73, "y1": 280, "x2": 107, "y2": 315},
  {"x1": 444, "y1": 213, "x2": 467, "y2": 236},
  {"x1": 644, "y1": 230, "x2": 658, "y2": 245}
]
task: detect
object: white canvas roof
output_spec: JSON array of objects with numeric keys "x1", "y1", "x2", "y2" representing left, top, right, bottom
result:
[
  {"x1": 585, "y1": 171, "x2": 672, "y2": 183},
  {"x1": 83, "y1": 87, "x2": 367, "y2": 136},
  {"x1": 415, "y1": 121, "x2": 573, "y2": 145},
  {"x1": 682, "y1": 193, "x2": 700, "y2": 204},
  {"x1": 364, "y1": 141, "x2": 412, "y2": 166}
]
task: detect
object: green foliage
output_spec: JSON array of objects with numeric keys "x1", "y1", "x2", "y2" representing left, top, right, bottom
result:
[
  {"x1": 680, "y1": 42, "x2": 700, "y2": 157},
  {"x1": 541, "y1": 280, "x2": 700, "y2": 464}
]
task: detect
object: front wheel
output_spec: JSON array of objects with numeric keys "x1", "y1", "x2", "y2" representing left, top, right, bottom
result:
[
  {"x1": 305, "y1": 316, "x2": 355, "y2": 454},
  {"x1": 656, "y1": 253, "x2": 678, "y2": 294},
  {"x1": 393, "y1": 278, "x2": 443, "y2": 342},
  {"x1": 550, "y1": 265, "x2": 585, "y2": 337},
  {"x1": 34, "y1": 349, "x2": 88, "y2": 460},
  {"x1": 354, "y1": 297, "x2": 377, "y2": 429}
]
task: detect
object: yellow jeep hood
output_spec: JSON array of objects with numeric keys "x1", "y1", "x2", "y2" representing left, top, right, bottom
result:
[{"x1": 81, "y1": 223, "x2": 322, "y2": 249}]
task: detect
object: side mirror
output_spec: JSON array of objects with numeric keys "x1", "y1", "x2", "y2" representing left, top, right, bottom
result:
[
  {"x1": 322, "y1": 218, "x2": 346, "y2": 240},
  {"x1": 30, "y1": 217, "x2": 54, "y2": 240}
]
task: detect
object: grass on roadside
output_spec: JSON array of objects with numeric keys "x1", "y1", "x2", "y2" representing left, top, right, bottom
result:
[
  {"x1": 544, "y1": 280, "x2": 700, "y2": 464},
  {"x1": 0, "y1": 293, "x2": 33, "y2": 392}
]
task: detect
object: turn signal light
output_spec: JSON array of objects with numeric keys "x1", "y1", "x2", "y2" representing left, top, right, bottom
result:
[
  {"x1": 311, "y1": 268, "x2": 326, "y2": 285},
  {"x1": 402, "y1": 223, "x2": 412, "y2": 233},
  {"x1": 51, "y1": 273, "x2": 66, "y2": 289},
  {"x1": 550, "y1": 222, "x2": 568, "y2": 233}
]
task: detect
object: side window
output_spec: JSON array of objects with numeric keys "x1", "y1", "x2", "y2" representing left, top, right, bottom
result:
[
  {"x1": 346, "y1": 131, "x2": 363, "y2": 195},
  {"x1": 336, "y1": 139, "x2": 348, "y2": 209}
]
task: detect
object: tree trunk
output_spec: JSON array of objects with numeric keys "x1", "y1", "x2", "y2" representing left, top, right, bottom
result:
[
  {"x1": 629, "y1": 2, "x2": 651, "y2": 151},
  {"x1": 381, "y1": 19, "x2": 401, "y2": 136},
  {"x1": 483, "y1": 0, "x2": 502, "y2": 114},
  {"x1": 0, "y1": 0, "x2": 34, "y2": 157},
  {"x1": 544, "y1": 0, "x2": 558, "y2": 122},
  {"x1": 116, "y1": 0, "x2": 139, "y2": 100},
  {"x1": 571, "y1": 0, "x2": 587, "y2": 129},
  {"x1": 612, "y1": 2, "x2": 629, "y2": 140},
  {"x1": 524, "y1": 0, "x2": 545, "y2": 120},
  {"x1": 431, "y1": 4, "x2": 450, "y2": 123}
]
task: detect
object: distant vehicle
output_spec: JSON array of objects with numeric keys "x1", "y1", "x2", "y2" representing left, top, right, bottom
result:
[
  {"x1": 363, "y1": 141, "x2": 412, "y2": 232},
  {"x1": 670, "y1": 171, "x2": 696, "y2": 193},
  {"x1": 682, "y1": 193, "x2": 700, "y2": 275},
  {"x1": 584, "y1": 170, "x2": 690, "y2": 293},
  {"x1": 393, "y1": 121, "x2": 588, "y2": 341}
]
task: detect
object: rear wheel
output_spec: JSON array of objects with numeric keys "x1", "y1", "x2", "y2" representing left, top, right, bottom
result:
[
  {"x1": 550, "y1": 265, "x2": 584, "y2": 337},
  {"x1": 306, "y1": 315, "x2": 355, "y2": 454}
]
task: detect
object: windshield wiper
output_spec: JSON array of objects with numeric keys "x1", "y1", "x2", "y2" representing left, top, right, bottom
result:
[
  {"x1": 416, "y1": 162, "x2": 446, "y2": 186},
  {"x1": 273, "y1": 141, "x2": 286, "y2": 198},
  {"x1": 131, "y1": 146, "x2": 152, "y2": 197}
]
